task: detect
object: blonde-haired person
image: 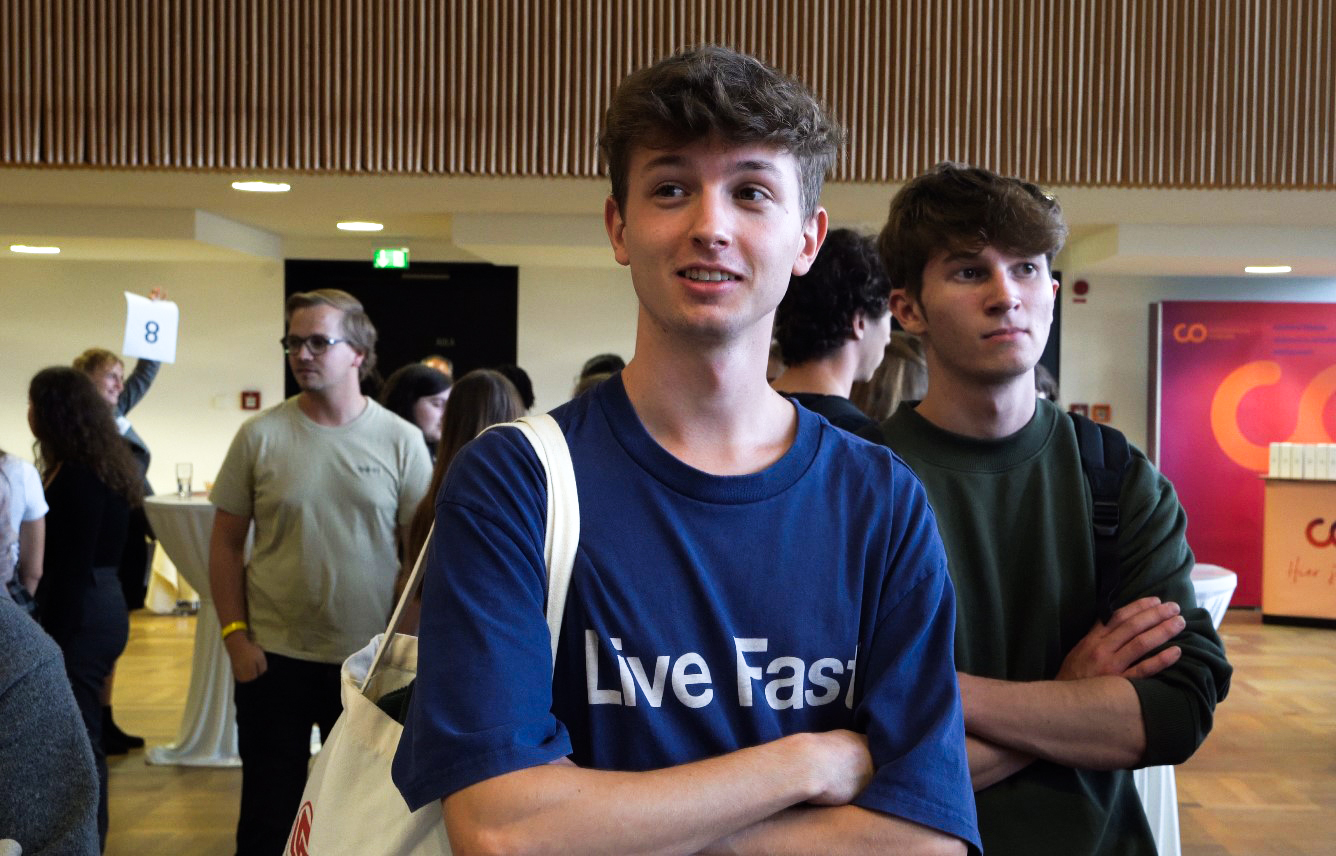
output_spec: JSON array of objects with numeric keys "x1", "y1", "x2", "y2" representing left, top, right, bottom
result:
[
  {"x1": 849, "y1": 331, "x2": 929, "y2": 424},
  {"x1": 211, "y1": 288, "x2": 430, "y2": 855},
  {"x1": 73, "y1": 288, "x2": 170, "y2": 485}
]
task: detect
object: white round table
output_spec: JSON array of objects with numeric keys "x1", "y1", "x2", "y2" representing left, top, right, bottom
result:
[
  {"x1": 142, "y1": 494, "x2": 243, "y2": 767},
  {"x1": 1133, "y1": 564, "x2": 1238, "y2": 856}
]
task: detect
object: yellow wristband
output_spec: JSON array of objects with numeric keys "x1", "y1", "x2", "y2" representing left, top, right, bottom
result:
[{"x1": 220, "y1": 620, "x2": 249, "y2": 641}]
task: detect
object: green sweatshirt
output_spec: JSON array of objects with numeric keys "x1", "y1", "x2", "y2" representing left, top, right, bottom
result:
[{"x1": 873, "y1": 399, "x2": 1232, "y2": 855}]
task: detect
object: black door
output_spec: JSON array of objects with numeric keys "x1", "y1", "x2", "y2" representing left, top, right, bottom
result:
[{"x1": 283, "y1": 259, "x2": 518, "y2": 398}]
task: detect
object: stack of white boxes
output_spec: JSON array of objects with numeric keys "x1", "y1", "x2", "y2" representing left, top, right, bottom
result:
[{"x1": 1269, "y1": 442, "x2": 1336, "y2": 479}]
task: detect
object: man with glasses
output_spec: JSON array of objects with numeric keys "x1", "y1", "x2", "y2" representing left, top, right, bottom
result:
[{"x1": 209, "y1": 288, "x2": 431, "y2": 856}]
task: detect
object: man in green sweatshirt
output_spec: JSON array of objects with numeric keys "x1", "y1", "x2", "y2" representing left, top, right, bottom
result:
[{"x1": 864, "y1": 162, "x2": 1232, "y2": 854}]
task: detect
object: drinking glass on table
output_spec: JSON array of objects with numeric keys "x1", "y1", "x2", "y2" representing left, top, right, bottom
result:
[{"x1": 176, "y1": 462, "x2": 193, "y2": 498}]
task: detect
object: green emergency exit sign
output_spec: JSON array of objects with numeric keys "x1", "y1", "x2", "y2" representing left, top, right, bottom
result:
[{"x1": 373, "y1": 247, "x2": 410, "y2": 269}]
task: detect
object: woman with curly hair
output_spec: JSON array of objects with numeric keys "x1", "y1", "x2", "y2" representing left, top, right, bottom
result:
[
  {"x1": 28, "y1": 366, "x2": 144, "y2": 848},
  {"x1": 397, "y1": 370, "x2": 524, "y2": 633}
]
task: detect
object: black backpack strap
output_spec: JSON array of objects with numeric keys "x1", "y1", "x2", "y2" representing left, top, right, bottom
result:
[{"x1": 1070, "y1": 412, "x2": 1132, "y2": 623}]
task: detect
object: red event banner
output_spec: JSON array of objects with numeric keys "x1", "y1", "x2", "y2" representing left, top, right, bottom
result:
[{"x1": 1152, "y1": 301, "x2": 1336, "y2": 606}]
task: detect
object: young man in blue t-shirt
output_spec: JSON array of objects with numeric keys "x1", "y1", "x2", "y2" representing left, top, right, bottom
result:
[{"x1": 394, "y1": 47, "x2": 979, "y2": 855}]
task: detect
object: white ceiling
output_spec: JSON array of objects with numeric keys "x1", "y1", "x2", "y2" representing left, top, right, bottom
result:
[{"x1": 3, "y1": 165, "x2": 1336, "y2": 276}]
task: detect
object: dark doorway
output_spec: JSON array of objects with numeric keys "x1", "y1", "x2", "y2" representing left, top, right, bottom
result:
[
  {"x1": 283, "y1": 260, "x2": 518, "y2": 398},
  {"x1": 1038, "y1": 270, "x2": 1062, "y2": 384}
]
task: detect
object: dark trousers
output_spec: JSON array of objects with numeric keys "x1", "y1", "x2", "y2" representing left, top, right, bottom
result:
[
  {"x1": 60, "y1": 566, "x2": 130, "y2": 850},
  {"x1": 233, "y1": 650, "x2": 342, "y2": 856}
]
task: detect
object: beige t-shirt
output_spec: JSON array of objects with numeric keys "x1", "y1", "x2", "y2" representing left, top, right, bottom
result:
[{"x1": 210, "y1": 396, "x2": 431, "y2": 663}]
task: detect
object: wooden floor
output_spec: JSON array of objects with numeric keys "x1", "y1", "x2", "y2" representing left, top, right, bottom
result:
[
  {"x1": 103, "y1": 608, "x2": 1336, "y2": 855},
  {"x1": 1176, "y1": 611, "x2": 1336, "y2": 855},
  {"x1": 105, "y1": 613, "x2": 240, "y2": 856}
]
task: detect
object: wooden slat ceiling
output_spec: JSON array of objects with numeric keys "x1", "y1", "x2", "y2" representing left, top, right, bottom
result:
[{"x1": 1, "y1": 0, "x2": 1331, "y2": 188}]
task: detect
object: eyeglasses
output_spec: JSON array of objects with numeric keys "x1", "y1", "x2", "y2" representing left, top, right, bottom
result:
[{"x1": 280, "y1": 334, "x2": 348, "y2": 356}]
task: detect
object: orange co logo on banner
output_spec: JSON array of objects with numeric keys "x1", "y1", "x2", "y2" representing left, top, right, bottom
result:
[
  {"x1": 1307, "y1": 519, "x2": 1336, "y2": 548},
  {"x1": 1173, "y1": 322, "x2": 1209, "y2": 343},
  {"x1": 1210, "y1": 362, "x2": 1336, "y2": 472}
]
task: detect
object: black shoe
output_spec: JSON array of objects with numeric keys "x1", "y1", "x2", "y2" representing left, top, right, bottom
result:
[{"x1": 102, "y1": 708, "x2": 145, "y2": 754}]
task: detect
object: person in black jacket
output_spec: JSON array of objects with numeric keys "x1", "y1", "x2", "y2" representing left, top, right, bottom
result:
[{"x1": 29, "y1": 366, "x2": 144, "y2": 849}]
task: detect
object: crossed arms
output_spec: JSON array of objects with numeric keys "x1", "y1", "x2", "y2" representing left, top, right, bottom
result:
[
  {"x1": 961, "y1": 596, "x2": 1186, "y2": 790},
  {"x1": 404, "y1": 428, "x2": 976, "y2": 855},
  {"x1": 959, "y1": 460, "x2": 1233, "y2": 791},
  {"x1": 442, "y1": 731, "x2": 964, "y2": 856}
]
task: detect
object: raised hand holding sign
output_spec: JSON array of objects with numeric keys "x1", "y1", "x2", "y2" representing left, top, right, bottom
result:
[{"x1": 122, "y1": 290, "x2": 179, "y2": 363}]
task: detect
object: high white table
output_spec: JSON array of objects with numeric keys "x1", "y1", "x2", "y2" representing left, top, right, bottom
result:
[
  {"x1": 142, "y1": 494, "x2": 242, "y2": 767},
  {"x1": 1133, "y1": 564, "x2": 1238, "y2": 856}
]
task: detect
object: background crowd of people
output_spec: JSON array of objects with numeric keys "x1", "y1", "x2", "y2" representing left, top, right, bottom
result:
[
  {"x1": 0, "y1": 287, "x2": 579, "y2": 851},
  {"x1": 2, "y1": 44, "x2": 1229, "y2": 856},
  {"x1": 0, "y1": 250, "x2": 1062, "y2": 854}
]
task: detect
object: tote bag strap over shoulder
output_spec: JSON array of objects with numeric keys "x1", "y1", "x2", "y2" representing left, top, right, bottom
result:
[{"x1": 363, "y1": 412, "x2": 580, "y2": 690}]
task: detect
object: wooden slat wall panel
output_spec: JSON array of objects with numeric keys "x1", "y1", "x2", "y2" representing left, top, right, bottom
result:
[{"x1": 0, "y1": 0, "x2": 1332, "y2": 188}]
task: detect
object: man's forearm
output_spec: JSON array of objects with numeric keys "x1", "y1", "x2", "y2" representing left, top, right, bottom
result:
[
  {"x1": 701, "y1": 804, "x2": 966, "y2": 856},
  {"x1": 958, "y1": 672, "x2": 1146, "y2": 769},
  {"x1": 965, "y1": 735, "x2": 1033, "y2": 791},
  {"x1": 442, "y1": 731, "x2": 866, "y2": 856}
]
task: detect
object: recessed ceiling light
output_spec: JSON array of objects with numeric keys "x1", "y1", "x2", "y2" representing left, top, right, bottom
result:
[
  {"x1": 231, "y1": 180, "x2": 291, "y2": 193},
  {"x1": 337, "y1": 221, "x2": 384, "y2": 232},
  {"x1": 9, "y1": 244, "x2": 60, "y2": 254},
  {"x1": 1244, "y1": 265, "x2": 1292, "y2": 274}
]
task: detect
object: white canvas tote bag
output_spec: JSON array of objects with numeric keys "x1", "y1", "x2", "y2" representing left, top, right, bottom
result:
[{"x1": 285, "y1": 413, "x2": 579, "y2": 856}]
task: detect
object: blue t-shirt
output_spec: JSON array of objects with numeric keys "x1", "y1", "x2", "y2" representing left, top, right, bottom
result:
[{"x1": 393, "y1": 375, "x2": 980, "y2": 850}]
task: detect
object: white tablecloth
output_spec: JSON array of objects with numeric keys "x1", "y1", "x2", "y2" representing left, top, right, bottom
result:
[
  {"x1": 142, "y1": 494, "x2": 242, "y2": 767},
  {"x1": 1133, "y1": 564, "x2": 1238, "y2": 856}
]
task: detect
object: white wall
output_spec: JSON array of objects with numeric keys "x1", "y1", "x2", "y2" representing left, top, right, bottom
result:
[
  {"x1": 1058, "y1": 272, "x2": 1336, "y2": 450},
  {"x1": 20, "y1": 254, "x2": 1328, "y2": 480},
  {"x1": 1, "y1": 258, "x2": 285, "y2": 492},
  {"x1": 518, "y1": 265, "x2": 639, "y2": 413}
]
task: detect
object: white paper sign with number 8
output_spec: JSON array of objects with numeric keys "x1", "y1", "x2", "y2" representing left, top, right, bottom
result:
[{"x1": 122, "y1": 291, "x2": 180, "y2": 363}]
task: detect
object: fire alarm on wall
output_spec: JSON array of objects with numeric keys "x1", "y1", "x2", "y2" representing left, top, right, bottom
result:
[{"x1": 241, "y1": 390, "x2": 261, "y2": 410}]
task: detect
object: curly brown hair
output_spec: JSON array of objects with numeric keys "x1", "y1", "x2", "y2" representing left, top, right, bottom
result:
[
  {"x1": 599, "y1": 45, "x2": 844, "y2": 221},
  {"x1": 878, "y1": 162, "x2": 1068, "y2": 303},
  {"x1": 28, "y1": 367, "x2": 143, "y2": 505},
  {"x1": 773, "y1": 228, "x2": 890, "y2": 366}
]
